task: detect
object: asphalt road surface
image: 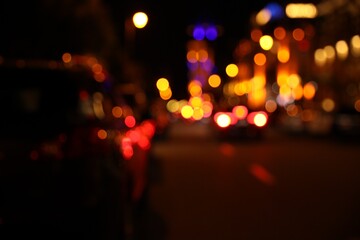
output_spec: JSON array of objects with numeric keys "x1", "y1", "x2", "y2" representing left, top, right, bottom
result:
[{"x1": 141, "y1": 122, "x2": 360, "y2": 240}]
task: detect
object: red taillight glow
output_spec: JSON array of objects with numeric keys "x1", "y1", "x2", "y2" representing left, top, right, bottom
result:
[
  {"x1": 126, "y1": 129, "x2": 141, "y2": 143},
  {"x1": 121, "y1": 137, "x2": 133, "y2": 160},
  {"x1": 138, "y1": 136, "x2": 151, "y2": 150},
  {"x1": 247, "y1": 111, "x2": 268, "y2": 127},
  {"x1": 140, "y1": 119, "x2": 156, "y2": 138},
  {"x1": 124, "y1": 115, "x2": 136, "y2": 128}
]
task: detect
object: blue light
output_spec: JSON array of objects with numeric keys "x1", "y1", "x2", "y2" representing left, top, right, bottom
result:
[
  {"x1": 205, "y1": 26, "x2": 218, "y2": 41},
  {"x1": 193, "y1": 26, "x2": 206, "y2": 40},
  {"x1": 265, "y1": 2, "x2": 284, "y2": 20}
]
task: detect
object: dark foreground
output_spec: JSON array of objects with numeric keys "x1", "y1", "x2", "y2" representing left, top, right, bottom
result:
[
  {"x1": 142, "y1": 126, "x2": 360, "y2": 240},
  {"x1": 1, "y1": 123, "x2": 360, "y2": 240}
]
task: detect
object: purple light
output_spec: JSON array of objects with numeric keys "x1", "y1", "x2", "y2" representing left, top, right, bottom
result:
[
  {"x1": 193, "y1": 26, "x2": 205, "y2": 40},
  {"x1": 205, "y1": 26, "x2": 218, "y2": 41}
]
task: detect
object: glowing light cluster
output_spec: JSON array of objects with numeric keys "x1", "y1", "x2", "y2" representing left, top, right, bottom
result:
[
  {"x1": 314, "y1": 35, "x2": 360, "y2": 66},
  {"x1": 156, "y1": 77, "x2": 172, "y2": 100},
  {"x1": 166, "y1": 97, "x2": 213, "y2": 121},
  {"x1": 285, "y1": 3, "x2": 318, "y2": 19}
]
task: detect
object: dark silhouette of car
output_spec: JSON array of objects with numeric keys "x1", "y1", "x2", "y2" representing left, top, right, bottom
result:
[{"x1": 0, "y1": 57, "x2": 128, "y2": 239}]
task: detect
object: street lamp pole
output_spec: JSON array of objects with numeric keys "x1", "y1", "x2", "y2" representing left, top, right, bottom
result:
[{"x1": 124, "y1": 11, "x2": 148, "y2": 56}]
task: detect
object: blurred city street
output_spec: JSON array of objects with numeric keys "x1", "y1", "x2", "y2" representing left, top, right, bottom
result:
[
  {"x1": 142, "y1": 121, "x2": 360, "y2": 240},
  {"x1": 1, "y1": 1, "x2": 360, "y2": 240}
]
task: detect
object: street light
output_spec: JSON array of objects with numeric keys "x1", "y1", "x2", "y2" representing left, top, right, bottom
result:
[
  {"x1": 124, "y1": 11, "x2": 148, "y2": 48},
  {"x1": 120, "y1": 11, "x2": 150, "y2": 118},
  {"x1": 132, "y1": 12, "x2": 148, "y2": 29}
]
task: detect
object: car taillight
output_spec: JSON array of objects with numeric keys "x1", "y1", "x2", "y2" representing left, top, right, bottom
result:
[
  {"x1": 121, "y1": 137, "x2": 133, "y2": 160},
  {"x1": 247, "y1": 111, "x2": 268, "y2": 127}
]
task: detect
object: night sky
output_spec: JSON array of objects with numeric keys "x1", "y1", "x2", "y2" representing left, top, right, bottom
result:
[
  {"x1": 113, "y1": 0, "x2": 279, "y2": 97},
  {"x1": 110, "y1": 0, "x2": 285, "y2": 98},
  {"x1": 0, "y1": 0, "x2": 291, "y2": 99}
]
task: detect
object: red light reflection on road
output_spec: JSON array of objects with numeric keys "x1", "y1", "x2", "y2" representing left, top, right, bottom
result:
[
  {"x1": 219, "y1": 143, "x2": 235, "y2": 157},
  {"x1": 249, "y1": 163, "x2": 276, "y2": 186}
]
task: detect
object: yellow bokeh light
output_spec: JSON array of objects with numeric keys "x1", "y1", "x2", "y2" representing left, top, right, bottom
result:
[
  {"x1": 156, "y1": 78, "x2": 170, "y2": 91},
  {"x1": 335, "y1": 40, "x2": 349, "y2": 60},
  {"x1": 303, "y1": 81, "x2": 317, "y2": 100},
  {"x1": 188, "y1": 84, "x2": 202, "y2": 97},
  {"x1": 189, "y1": 96, "x2": 203, "y2": 108},
  {"x1": 166, "y1": 99, "x2": 180, "y2": 113},
  {"x1": 208, "y1": 74, "x2": 221, "y2": 88},
  {"x1": 232, "y1": 105, "x2": 248, "y2": 119},
  {"x1": 259, "y1": 35, "x2": 273, "y2": 51},
  {"x1": 277, "y1": 46, "x2": 290, "y2": 63},
  {"x1": 287, "y1": 74, "x2": 301, "y2": 88},
  {"x1": 279, "y1": 85, "x2": 292, "y2": 97},
  {"x1": 159, "y1": 87, "x2": 172, "y2": 100},
  {"x1": 292, "y1": 85, "x2": 303, "y2": 100},
  {"x1": 286, "y1": 3, "x2": 317, "y2": 18},
  {"x1": 234, "y1": 81, "x2": 249, "y2": 96},
  {"x1": 133, "y1": 12, "x2": 148, "y2": 29},
  {"x1": 225, "y1": 64, "x2": 239, "y2": 78},
  {"x1": 324, "y1": 45, "x2": 336, "y2": 63},
  {"x1": 277, "y1": 70, "x2": 288, "y2": 86},
  {"x1": 192, "y1": 107, "x2": 204, "y2": 120},
  {"x1": 181, "y1": 105, "x2": 194, "y2": 119},
  {"x1": 248, "y1": 88, "x2": 266, "y2": 109},
  {"x1": 188, "y1": 80, "x2": 202, "y2": 91},
  {"x1": 351, "y1": 35, "x2": 360, "y2": 57},
  {"x1": 256, "y1": 9, "x2": 271, "y2": 26},
  {"x1": 314, "y1": 49, "x2": 327, "y2": 66}
]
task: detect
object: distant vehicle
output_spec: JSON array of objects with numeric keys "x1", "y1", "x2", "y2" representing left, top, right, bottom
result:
[{"x1": 212, "y1": 110, "x2": 269, "y2": 141}]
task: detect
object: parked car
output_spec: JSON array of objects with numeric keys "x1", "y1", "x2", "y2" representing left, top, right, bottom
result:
[{"x1": 0, "y1": 58, "x2": 130, "y2": 239}]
